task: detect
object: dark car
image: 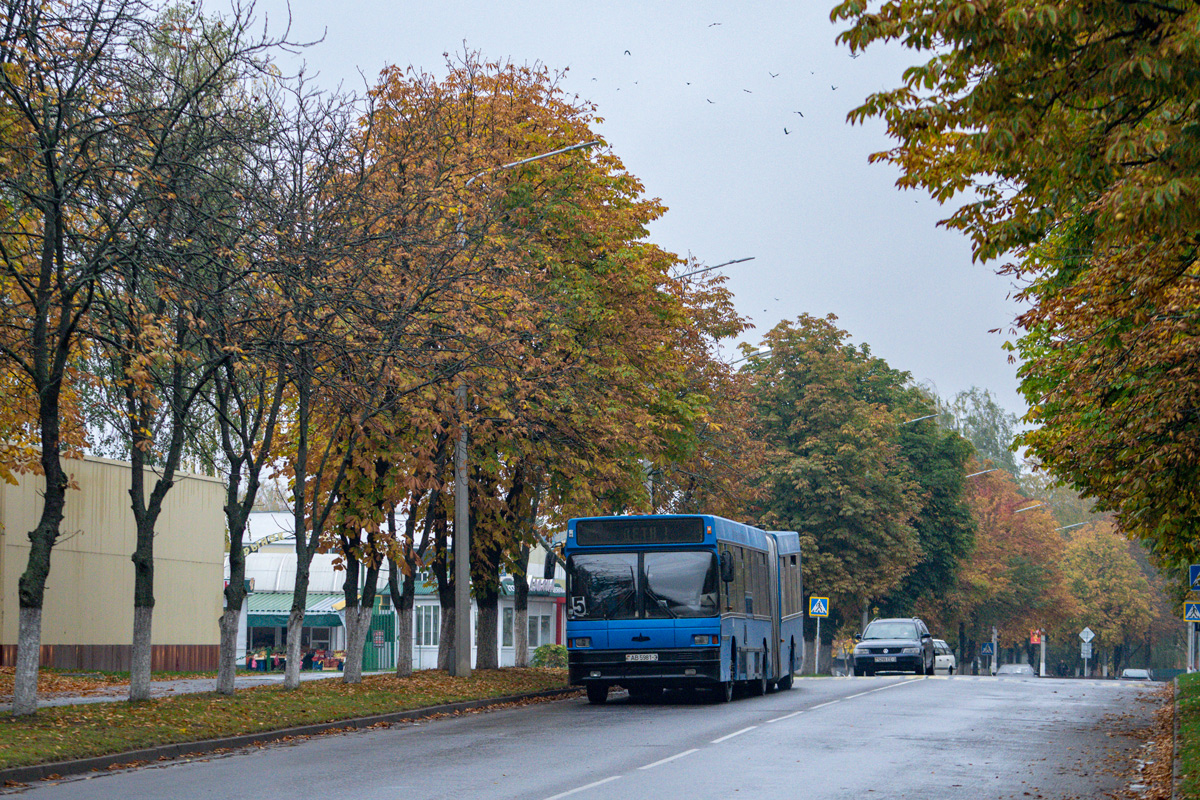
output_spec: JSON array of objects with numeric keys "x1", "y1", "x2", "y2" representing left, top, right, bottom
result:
[{"x1": 851, "y1": 617, "x2": 935, "y2": 676}]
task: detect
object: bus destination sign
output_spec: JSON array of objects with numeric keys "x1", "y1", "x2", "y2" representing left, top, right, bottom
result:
[{"x1": 575, "y1": 517, "x2": 705, "y2": 547}]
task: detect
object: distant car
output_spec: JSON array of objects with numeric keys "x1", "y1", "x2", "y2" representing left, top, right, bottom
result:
[
  {"x1": 851, "y1": 617, "x2": 935, "y2": 676},
  {"x1": 1120, "y1": 668, "x2": 1153, "y2": 681},
  {"x1": 996, "y1": 663, "x2": 1037, "y2": 677},
  {"x1": 933, "y1": 639, "x2": 957, "y2": 674}
]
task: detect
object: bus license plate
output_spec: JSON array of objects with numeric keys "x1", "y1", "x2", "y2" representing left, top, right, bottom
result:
[
  {"x1": 875, "y1": 656, "x2": 897, "y2": 663},
  {"x1": 626, "y1": 653, "x2": 658, "y2": 662}
]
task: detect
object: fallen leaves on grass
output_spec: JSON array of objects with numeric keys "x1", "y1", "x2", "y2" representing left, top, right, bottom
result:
[
  {"x1": 0, "y1": 668, "x2": 569, "y2": 770},
  {"x1": 0, "y1": 668, "x2": 125, "y2": 700}
]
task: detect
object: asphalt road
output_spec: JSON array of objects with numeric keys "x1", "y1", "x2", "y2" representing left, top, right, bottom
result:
[{"x1": 10, "y1": 675, "x2": 1158, "y2": 800}]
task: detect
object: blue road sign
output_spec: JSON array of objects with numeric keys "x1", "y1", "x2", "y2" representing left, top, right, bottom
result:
[
  {"x1": 809, "y1": 596, "x2": 829, "y2": 617},
  {"x1": 1186, "y1": 603, "x2": 1200, "y2": 622},
  {"x1": 980, "y1": 642, "x2": 995, "y2": 656},
  {"x1": 1191, "y1": 565, "x2": 1200, "y2": 590}
]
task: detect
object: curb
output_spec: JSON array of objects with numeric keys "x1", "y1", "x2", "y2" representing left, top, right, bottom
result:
[
  {"x1": 0, "y1": 686, "x2": 581, "y2": 786},
  {"x1": 1175, "y1": 677, "x2": 1182, "y2": 800}
]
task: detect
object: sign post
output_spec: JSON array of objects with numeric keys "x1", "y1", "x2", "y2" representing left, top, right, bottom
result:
[
  {"x1": 809, "y1": 597, "x2": 829, "y2": 675},
  {"x1": 1080, "y1": 627, "x2": 1095, "y2": 676},
  {"x1": 1186, "y1": 603, "x2": 1200, "y2": 673},
  {"x1": 980, "y1": 641, "x2": 995, "y2": 675}
]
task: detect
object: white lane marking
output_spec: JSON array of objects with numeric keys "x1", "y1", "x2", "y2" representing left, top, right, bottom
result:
[
  {"x1": 807, "y1": 700, "x2": 840, "y2": 710},
  {"x1": 711, "y1": 725, "x2": 758, "y2": 744},
  {"x1": 638, "y1": 748, "x2": 700, "y2": 770},
  {"x1": 542, "y1": 775, "x2": 622, "y2": 800},
  {"x1": 766, "y1": 710, "x2": 804, "y2": 724}
]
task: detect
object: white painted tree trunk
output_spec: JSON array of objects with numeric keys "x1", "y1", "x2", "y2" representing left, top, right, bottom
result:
[
  {"x1": 128, "y1": 606, "x2": 154, "y2": 701},
  {"x1": 12, "y1": 607, "x2": 43, "y2": 715},
  {"x1": 514, "y1": 606, "x2": 529, "y2": 667},
  {"x1": 284, "y1": 610, "x2": 304, "y2": 690},
  {"x1": 343, "y1": 606, "x2": 373, "y2": 684},
  {"x1": 395, "y1": 603, "x2": 413, "y2": 678},
  {"x1": 216, "y1": 608, "x2": 240, "y2": 695}
]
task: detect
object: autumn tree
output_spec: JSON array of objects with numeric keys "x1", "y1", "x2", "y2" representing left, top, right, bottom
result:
[
  {"x1": 938, "y1": 468, "x2": 1075, "y2": 665},
  {"x1": 748, "y1": 314, "x2": 922, "y2": 625},
  {"x1": 832, "y1": 0, "x2": 1200, "y2": 573},
  {"x1": 0, "y1": 0, "x2": 282, "y2": 714},
  {"x1": 1061, "y1": 521, "x2": 1154, "y2": 673}
]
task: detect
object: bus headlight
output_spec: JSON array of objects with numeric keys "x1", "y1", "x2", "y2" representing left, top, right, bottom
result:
[
  {"x1": 570, "y1": 637, "x2": 591, "y2": 648},
  {"x1": 693, "y1": 634, "x2": 719, "y2": 646}
]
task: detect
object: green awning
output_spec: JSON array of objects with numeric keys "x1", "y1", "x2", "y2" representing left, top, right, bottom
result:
[{"x1": 246, "y1": 592, "x2": 343, "y2": 628}]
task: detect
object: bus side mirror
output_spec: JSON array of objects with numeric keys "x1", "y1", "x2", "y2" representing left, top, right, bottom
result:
[{"x1": 720, "y1": 555, "x2": 734, "y2": 583}]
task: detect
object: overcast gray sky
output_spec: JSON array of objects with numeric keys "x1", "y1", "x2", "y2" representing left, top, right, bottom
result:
[{"x1": 252, "y1": 0, "x2": 1028, "y2": 414}]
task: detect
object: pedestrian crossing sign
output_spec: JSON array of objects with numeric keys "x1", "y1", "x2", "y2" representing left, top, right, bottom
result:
[
  {"x1": 1186, "y1": 602, "x2": 1200, "y2": 622},
  {"x1": 1191, "y1": 565, "x2": 1200, "y2": 591},
  {"x1": 809, "y1": 596, "x2": 829, "y2": 617},
  {"x1": 980, "y1": 642, "x2": 995, "y2": 656}
]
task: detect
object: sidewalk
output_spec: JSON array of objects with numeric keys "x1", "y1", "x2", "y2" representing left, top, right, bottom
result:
[{"x1": 0, "y1": 669, "x2": 386, "y2": 712}]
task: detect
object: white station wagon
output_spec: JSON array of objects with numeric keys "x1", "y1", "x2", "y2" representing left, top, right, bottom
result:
[{"x1": 933, "y1": 639, "x2": 957, "y2": 674}]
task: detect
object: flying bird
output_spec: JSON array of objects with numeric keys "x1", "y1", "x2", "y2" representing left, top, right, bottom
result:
[
  {"x1": 769, "y1": 72, "x2": 779, "y2": 78},
  {"x1": 707, "y1": 99, "x2": 714, "y2": 104},
  {"x1": 831, "y1": 85, "x2": 838, "y2": 90},
  {"x1": 624, "y1": 50, "x2": 631, "y2": 55},
  {"x1": 708, "y1": 22, "x2": 721, "y2": 26},
  {"x1": 743, "y1": 89, "x2": 752, "y2": 93},
  {"x1": 850, "y1": 52, "x2": 860, "y2": 59},
  {"x1": 794, "y1": 110, "x2": 804, "y2": 117},
  {"x1": 784, "y1": 128, "x2": 790, "y2": 135}
]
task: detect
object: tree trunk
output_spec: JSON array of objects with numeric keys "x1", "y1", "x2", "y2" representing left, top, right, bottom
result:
[
  {"x1": 217, "y1": 608, "x2": 241, "y2": 694},
  {"x1": 343, "y1": 606, "x2": 373, "y2": 683},
  {"x1": 128, "y1": 606, "x2": 154, "y2": 701},
  {"x1": 514, "y1": 545, "x2": 531, "y2": 667},
  {"x1": 476, "y1": 585, "x2": 499, "y2": 670},
  {"x1": 341, "y1": 561, "x2": 378, "y2": 684},
  {"x1": 12, "y1": 608, "x2": 44, "y2": 716},
  {"x1": 285, "y1": 609, "x2": 305, "y2": 688},
  {"x1": 13, "y1": 421, "x2": 71, "y2": 715},
  {"x1": 438, "y1": 605, "x2": 455, "y2": 671},
  {"x1": 388, "y1": 526, "x2": 417, "y2": 678},
  {"x1": 395, "y1": 571, "x2": 415, "y2": 678}
]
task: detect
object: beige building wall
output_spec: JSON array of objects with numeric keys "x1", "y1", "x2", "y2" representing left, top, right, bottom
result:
[{"x1": 0, "y1": 455, "x2": 224, "y2": 667}]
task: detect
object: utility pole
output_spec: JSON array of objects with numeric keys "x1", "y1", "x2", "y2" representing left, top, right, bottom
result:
[{"x1": 450, "y1": 139, "x2": 601, "y2": 678}]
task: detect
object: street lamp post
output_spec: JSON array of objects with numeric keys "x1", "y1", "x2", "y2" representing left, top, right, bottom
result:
[{"x1": 450, "y1": 139, "x2": 601, "y2": 678}]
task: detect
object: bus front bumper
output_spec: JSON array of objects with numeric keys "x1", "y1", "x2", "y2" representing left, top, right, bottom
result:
[{"x1": 569, "y1": 648, "x2": 722, "y2": 686}]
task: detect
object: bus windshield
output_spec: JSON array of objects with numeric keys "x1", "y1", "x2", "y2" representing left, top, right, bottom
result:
[{"x1": 567, "y1": 551, "x2": 719, "y2": 620}]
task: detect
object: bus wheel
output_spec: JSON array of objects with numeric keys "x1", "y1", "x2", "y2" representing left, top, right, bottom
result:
[
  {"x1": 777, "y1": 643, "x2": 795, "y2": 691},
  {"x1": 717, "y1": 680, "x2": 734, "y2": 703},
  {"x1": 586, "y1": 684, "x2": 608, "y2": 705}
]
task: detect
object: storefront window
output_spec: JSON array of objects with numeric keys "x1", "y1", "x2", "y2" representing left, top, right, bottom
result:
[{"x1": 502, "y1": 608, "x2": 514, "y2": 647}]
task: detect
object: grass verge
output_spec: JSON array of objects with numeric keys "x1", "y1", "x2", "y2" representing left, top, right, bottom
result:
[
  {"x1": 1180, "y1": 673, "x2": 1200, "y2": 798},
  {"x1": 0, "y1": 668, "x2": 568, "y2": 770}
]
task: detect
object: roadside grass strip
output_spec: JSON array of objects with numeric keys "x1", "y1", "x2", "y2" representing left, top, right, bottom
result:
[
  {"x1": 1178, "y1": 673, "x2": 1200, "y2": 799},
  {"x1": 0, "y1": 668, "x2": 568, "y2": 771}
]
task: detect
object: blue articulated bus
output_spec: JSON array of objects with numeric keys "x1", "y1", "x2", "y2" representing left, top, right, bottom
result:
[{"x1": 564, "y1": 514, "x2": 804, "y2": 704}]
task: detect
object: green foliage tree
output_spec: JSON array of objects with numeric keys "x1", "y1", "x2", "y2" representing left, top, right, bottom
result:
[{"x1": 747, "y1": 314, "x2": 922, "y2": 622}]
